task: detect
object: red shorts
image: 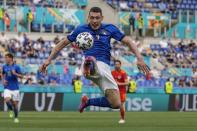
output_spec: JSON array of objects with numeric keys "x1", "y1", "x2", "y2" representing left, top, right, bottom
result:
[{"x1": 120, "y1": 92, "x2": 126, "y2": 103}]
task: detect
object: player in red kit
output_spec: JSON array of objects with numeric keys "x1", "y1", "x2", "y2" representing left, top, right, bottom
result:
[{"x1": 111, "y1": 60, "x2": 129, "y2": 124}]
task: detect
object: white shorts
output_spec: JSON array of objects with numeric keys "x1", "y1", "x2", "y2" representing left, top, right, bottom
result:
[
  {"x1": 4, "y1": 89, "x2": 20, "y2": 101},
  {"x1": 81, "y1": 60, "x2": 119, "y2": 93}
]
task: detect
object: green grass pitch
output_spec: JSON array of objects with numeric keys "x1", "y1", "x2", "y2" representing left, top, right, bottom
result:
[{"x1": 0, "y1": 112, "x2": 197, "y2": 131}]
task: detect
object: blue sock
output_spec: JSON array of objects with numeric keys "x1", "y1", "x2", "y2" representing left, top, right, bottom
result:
[
  {"x1": 13, "y1": 106, "x2": 18, "y2": 118},
  {"x1": 6, "y1": 101, "x2": 13, "y2": 111},
  {"x1": 86, "y1": 97, "x2": 111, "y2": 108}
]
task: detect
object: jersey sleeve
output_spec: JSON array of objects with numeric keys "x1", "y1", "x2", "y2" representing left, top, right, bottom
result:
[
  {"x1": 15, "y1": 65, "x2": 22, "y2": 74},
  {"x1": 67, "y1": 26, "x2": 82, "y2": 42},
  {"x1": 110, "y1": 25, "x2": 125, "y2": 41}
]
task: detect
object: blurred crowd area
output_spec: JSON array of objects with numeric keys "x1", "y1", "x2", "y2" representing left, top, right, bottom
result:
[
  {"x1": 0, "y1": 32, "x2": 196, "y2": 88},
  {"x1": 148, "y1": 37, "x2": 197, "y2": 87},
  {"x1": 0, "y1": 0, "x2": 80, "y2": 8},
  {"x1": 106, "y1": 0, "x2": 192, "y2": 13},
  {"x1": 105, "y1": 0, "x2": 197, "y2": 39},
  {"x1": 0, "y1": 0, "x2": 87, "y2": 34}
]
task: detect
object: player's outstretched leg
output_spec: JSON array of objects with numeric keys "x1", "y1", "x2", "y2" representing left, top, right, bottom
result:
[
  {"x1": 79, "y1": 96, "x2": 111, "y2": 113},
  {"x1": 79, "y1": 89, "x2": 121, "y2": 113},
  {"x1": 12, "y1": 101, "x2": 19, "y2": 123},
  {"x1": 4, "y1": 98, "x2": 14, "y2": 118}
]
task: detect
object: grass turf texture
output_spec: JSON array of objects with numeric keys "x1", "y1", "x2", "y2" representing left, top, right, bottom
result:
[{"x1": 0, "y1": 112, "x2": 197, "y2": 131}]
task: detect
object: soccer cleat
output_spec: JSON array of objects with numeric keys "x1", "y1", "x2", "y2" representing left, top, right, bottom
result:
[
  {"x1": 79, "y1": 95, "x2": 89, "y2": 113},
  {"x1": 9, "y1": 111, "x2": 14, "y2": 118},
  {"x1": 14, "y1": 118, "x2": 19, "y2": 123},
  {"x1": 137, "y1": 63, "x2": 150, "y2": 76},
  {"x1": 118, "y1": 119, "x2": 125, "y2": 124}
]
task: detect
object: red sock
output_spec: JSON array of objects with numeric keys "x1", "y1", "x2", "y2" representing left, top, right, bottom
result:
[{"x1": 120, "y1": 107, "x2": 125, "y2": 120}]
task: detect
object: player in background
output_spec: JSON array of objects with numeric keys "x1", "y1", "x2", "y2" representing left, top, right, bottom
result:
[
  {"x1": 39, "y1": 7, "x2": 150, "y2": 114},
  {"x1": 1, "y1": 53, "x2": 23, "y2": 123},
  {"x1": 112, "y1": 60, "x2": 129, "y2": 124}
]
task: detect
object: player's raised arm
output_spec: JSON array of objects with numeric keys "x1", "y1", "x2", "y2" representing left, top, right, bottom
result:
[
  {"x1": 39, "y1": 37, "x2": 71, "y2": 73},
  {"x1": 121, "y1": 36, "x2": 150, "y2": 75}
]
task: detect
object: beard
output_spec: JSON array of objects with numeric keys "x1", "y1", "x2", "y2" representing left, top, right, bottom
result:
[{"x1": 90, "y1": 23, "x2": 100, "y2": 30}]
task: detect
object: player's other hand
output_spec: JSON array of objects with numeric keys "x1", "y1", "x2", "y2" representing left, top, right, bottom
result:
[
  {"x1": 137, "y1": 59, "x2": 150, "y2": 75},
  {"x1": 11, "y1": 70, "x2": 17, "y2": 75},
  {"x1": 116, "y1": 82, "x2": 123, "y2": 86},
  {"x1": 3, "y1": 79, "x2": 8, "y2": 86},
  {"x1": 39, "y1": 60, "x2": 51, "y2": 74}
]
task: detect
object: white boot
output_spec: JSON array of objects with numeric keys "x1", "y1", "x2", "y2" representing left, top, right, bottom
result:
[{"x1": 118, "y1": 119, "x2": 125, "y2": 124}]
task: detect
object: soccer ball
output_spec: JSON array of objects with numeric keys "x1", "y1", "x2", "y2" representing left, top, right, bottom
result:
[{"x1": 76, "y1": 32, "x2": 94, "y2": 50}]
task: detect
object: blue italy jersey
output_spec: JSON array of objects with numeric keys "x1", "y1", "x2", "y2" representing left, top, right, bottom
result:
[
  {"x1": 67, "y1": 24, "x2": 125, "y2": 65},
  {"x1": 2, "y1": 64, "x2": 21, "y2": 90}
]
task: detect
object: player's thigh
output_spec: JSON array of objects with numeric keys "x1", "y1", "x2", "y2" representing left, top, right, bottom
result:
[
  {"x1": 105, "y1": 89, "x2": 121, "y2": 109},
  {"x1": 12, "y1": 90, "x2": 20, "y2": 102},
  {"x1": 12, "y1": 100, "x2": 19, "y2": 107},
  {"x1": 4, "y1": 89, "x2": 12, "y2": 102},
  {"x1": 97, "y1": 61, "x2": 119, "y2": 91}
]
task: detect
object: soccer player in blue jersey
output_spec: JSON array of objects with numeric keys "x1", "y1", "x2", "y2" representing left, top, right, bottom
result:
[
  {"x1": 40, "y1": 7, "x2": 150, "y2": 116},
  {"x1": 1, "y1": 53, "x2": 23, "y2": 123}
]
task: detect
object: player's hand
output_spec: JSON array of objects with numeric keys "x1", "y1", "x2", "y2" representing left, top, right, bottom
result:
[
  {"x1": 22, "y1": 75, "x2": 29, "y2": 81},
  {"x1": 11, "y1": 70, "x2": 17, "y2": 75},
  {"x1": 39, "y1": 59, "x2": 51, "y2": 74},
  {"x1": 3, "y1": 79, "x2": 8, "y2": 86},
  {"x1": 116, "y1": 82, "x2": 123, "y2": 86},
  {"x1": 137, "y1": 59, "x2": 150, "y2": 75}
]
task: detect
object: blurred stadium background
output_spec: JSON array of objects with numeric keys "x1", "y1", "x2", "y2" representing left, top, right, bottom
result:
[{"x1": 0, "y1": 0, "x2": 197, "y2": 130}]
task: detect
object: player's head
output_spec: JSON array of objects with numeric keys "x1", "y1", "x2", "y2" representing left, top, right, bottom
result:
[
  {"x1": 88, "y1": 7, "x2": 103, "y2": 30},
  {"x1": 5, "y1": 53, "x2": 14, "y2": 64},
  {"x1": 114, "y1": 60, "x2": 121, "y2": 70}
]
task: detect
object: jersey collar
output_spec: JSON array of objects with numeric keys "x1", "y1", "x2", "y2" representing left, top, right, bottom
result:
[{"x1": 6, "y1": 62, "x2": 14, "y2": 66}]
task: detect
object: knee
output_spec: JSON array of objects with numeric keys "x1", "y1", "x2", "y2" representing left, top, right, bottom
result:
[
  {"x1": 13, "y1": 103, "x2": 18, "y2": 108},
  {"x1": 4, "y1": 98, "x2": 11, "y2": 103},
  {"x1": 110, "y1": 101, "x2": 121, "y2": 109}
]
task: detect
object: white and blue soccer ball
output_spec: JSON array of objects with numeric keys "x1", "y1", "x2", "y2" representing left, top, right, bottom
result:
[{"x1": 76, "y1": 32, "x2": 94, "y2": 50}]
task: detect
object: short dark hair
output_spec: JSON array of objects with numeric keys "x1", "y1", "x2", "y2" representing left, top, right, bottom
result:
[
  {"x1": 114, "y1": 59, "x2": 121, "y2": 65},
  {"x1": 89, "y1": 7, "x2": 102, "y2": 15},
  {"x1": 5, "y1": 53, "x2": 14, "y2": 59}
]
